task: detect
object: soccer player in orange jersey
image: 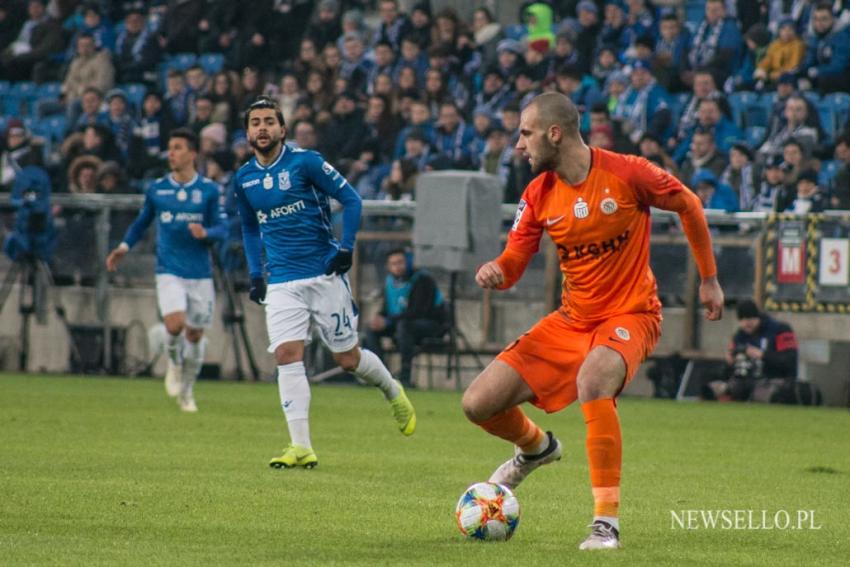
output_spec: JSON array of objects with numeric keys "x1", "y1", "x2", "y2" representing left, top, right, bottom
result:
[{"x1": 462, "y1": 92, "x2": 724, "y2": 550}]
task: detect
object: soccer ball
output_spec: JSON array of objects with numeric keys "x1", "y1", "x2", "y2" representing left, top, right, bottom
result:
[{"x1": 455, "y1": 482, "x2": 520, "y2": 541}]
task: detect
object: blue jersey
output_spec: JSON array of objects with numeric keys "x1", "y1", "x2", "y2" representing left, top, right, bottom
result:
[
  {"x1": 233, "y1": 146, "x2": 362, "y2": 284},
  {"x1": 122, "y1": 173, "x2": 227, "y2": 279}
]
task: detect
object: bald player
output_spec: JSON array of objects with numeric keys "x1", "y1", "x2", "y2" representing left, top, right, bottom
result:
[{"x1": 462, "y1": 92, "x2": 724, "y2": 550}]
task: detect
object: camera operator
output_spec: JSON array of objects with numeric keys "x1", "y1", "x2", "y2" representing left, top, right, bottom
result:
[{"x1": 709, "y1": 300, "x2": 798, "y2": 401}]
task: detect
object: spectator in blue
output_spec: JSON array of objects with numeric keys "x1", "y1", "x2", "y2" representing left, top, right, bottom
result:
[
  {"x1": 692, "y1": 169, "x2": 739, "y2": 212},
  {"x1": 479, "y1": 125, "x2": 512, "y2": 185},
  {"x1": 394, "y1": 99, "x2": 435, "y2": 159},
  {"x1": 803, "y1": 2, "x2": 850, "y2": 94},
  {"x1": 548, "y1": 28, "x2": 582, "y2": 77},
  {"x1": 730, "y1": 23, "x2": 772, "y2": 92},
  {"x1": 65, "y1": 2, "x2": 114, "y2": 62},
  {"x1": 467, "y1": 106, "x2": 495, "y2": 164},
  {"x1": 128, "y1": 91, "x2": 174, "y2": 179},
  {"x1": 368, "y1": 40, "x2": 397, "y2": 92},
  {"x1": 473, "y1": 66, "x2": 514, "y2": 116},
  {"x1": 554, "y1": 64, "x2": 604, "y2": 117},
  {"x1": 777, "y1": 169, "x2": 828, "y2": 213},
  {"x1": 688, "y1": 0, "x2": 743, "y2": 85},
  {"x1": 753, "y1": 154, "x2": 789, "y2": 212},
  {"x1": 679, "y1": 97, "x2": 743, "y2": 158},
  {"x1": 678, "y1": 128, "x2": 729, "y2": 185},
  {"x1": 721, "y1": 143, "x2": 761, "y2": 211},
  {"x1": 625, "y1": 0, "x2": 655, "y2": 39},
  {"x1": 672, "y1": 69, "x2": 729, "y2": 152},
  {"x1": 104, "y1": 88, "x2": 135, "y2": 159},
  {"x1": 397, "y1": 36, "x2": 429, "y2": 85},
  {"x1": 375, "y1": 0, "x2": 412, "y2": 51},
  {"x1": 759, "y1": 95, "x2": 820, "y2": 159},
  {"x1": 591, "y1": 44, "x2": 622, "y2": 86},
  {"x1": 653, "y1": 10, "x2": 690, "y2": 93},
  {"x1": 433, "y1": 101, "x2": 475, "y2": 168},
  {"x1": 616, "y1": 59, "x2": 672, "y2": 145},
  {"x1": 164, "y1": 69, "x2": 191, "y2": 126},
  {"x1": 74, "y1": 86, "x2": 109, "y2": 132},
  {"x1": 340, "y1": 32, "x2": 372, "y2": 94},
  {"x1": 114, "y1": 7, "x2": 160, "y2": 85},
  {"x1": 495, "y1": 38, "x2": 524, "y2": 82},
  {"x1": 598, "y1": 0, "x2": 630, "y2": 56}
]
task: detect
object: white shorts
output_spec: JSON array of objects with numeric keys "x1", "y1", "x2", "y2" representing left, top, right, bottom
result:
[
  {"x1": 265, "y1": 274, "x2": 359, "y2": 354},
  {"x1": 155, "y1": 274, "x2": 215, "y2": 329}
]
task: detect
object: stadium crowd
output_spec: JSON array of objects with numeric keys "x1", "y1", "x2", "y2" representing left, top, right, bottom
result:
[{"x1": 3, "y1": 0, "x2": 850, "y2": 213}]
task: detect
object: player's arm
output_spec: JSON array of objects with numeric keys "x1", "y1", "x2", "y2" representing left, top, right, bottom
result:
[
  {"x1": 307, "y1": 153, "x2": 361, "y2": 274},
  {"x1": 106, "y1": 187, "x2": 155, "y2": 272},
  {"x1": 234, "y1": 181, "x2": 266, "y2": 304},
  {"x1": 630, "y1": 156, "x2": 724, "y2": 320},
  {"x1": 477, "y1": 196, "x2": 543, "y2": 290}
]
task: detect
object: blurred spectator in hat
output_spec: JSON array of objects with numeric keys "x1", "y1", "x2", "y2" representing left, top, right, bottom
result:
[
  {"x1": 615, "y1": 58, "x2": 673, "y2": 145},
  {"x1": 673, "y1": 69, "x2": 729, "y2": 151},
  {"x1": 688, "y1": 0, "x2": 743, "y2": 85},
  {"x1": 760, "y1": 95, "x2": 820, "y2": 159},
  {"x1": 1, "y1": 0, "x2": 63, "y2": 82},
  {"x1": 401, "y1": 128, "x2": 432, "y2": 172},
  {"x1": 61, "y1": 33, "x2": 115, "y2": 108},
  {"x1": 74, "y1": 87, "x2": 109, "y2": 132},
  {"x1": 105, "y1": 88, "x2": 136, "y2": 158},
  {"x1": 433, "y1": 101, "x2": 475, "y2": 168},
  {"x1": 292, "y1": 120, "x2": 318, "y2": 151},
  {"x1": 524, "y1": 41, "x2": 550, "y2": 82},
  {"x1": 753, "y1": 154, "x2": 789, "y2": 212},
  {"x1": 721, "y1": 142, "x2": 761, "y2": 211},
  {"x1": 555, "y1": 64, "x2": 604, "y2": 118},
  {"x1": 524, "y1": 2, "x2": 555, "y2": 53},
  {"x1": 65, "y1": 1, "x2": 114, "y2": 61},
  {"x1": 548, "y1": 27, "x2": 581, "y2": 77},
  {"x1": 679, "y1": 128, "x2": 729, "y2": 186},
  {"x1": 496, "y1": 38, "x2": 524, "y2": 81},
  {"x1": 591, "y1": 44, "x2": 622, "y2": 86},
  {"x1": 472, "y1": 6, "x2": 503, "y2": 67},
  {"x1": 114, "y1": 6, "x2": 160, "y2": 85},
  {"x1": 653, "y1": 10, "x2": 690, "y2": 93},
  {"x1": 1, "y1": 119, "x2": 35, "y2": 192},
  {"x1": 515, "y1": 65, "x2": 542, "y2": 110},
  {"x1": 479, "y1": 124, "x2": 511, "y2": 184},
  {"x1": 597, "y1": 0, "x2": 630, "y2": 56},
  {"x1": 199, "y1": 122, "x2": 226, "y2": 158},
  {"x1": 637, "y1": 132, "x2": 678, "y2": 175},
  {"x1": 624, "y1": 0, "x2": 655, "y2": 47},
  {"x1": 692, "y1": 169, "x2": 740, "y2": 212},
  {"x1": 340, "y1": 31, "x2": 371, "y2": 94},
  {"x1": 96, "y1": 160, "x2": 131, "y2": 194},
  {"x1": 230, "y1": 135, "x2": 251, "y2": 167},
  {"x1": 306, "y1": 0, "x2": 342, "y2": 51},
  {"x1": 473, "y1": 66, "x2": 514, "y2": 116},
  {"x1": 343, "y1": 8, "x2": 372, "y2": 46},
  {"x1": 777, "y1": 168, "x2": 827, "y2": 213},
  {"x1": 625, "y1": 33, "x2": 655, "y2": 67},
  {"x1": 754, "y1": 19, "x2": 804, "y2": 86},
  {"x1": 467, "y1": 105, "x2": 495, "y2": 163},
  {"x1": 408, "y1": 2, "x2": 432, "y2": 50},
  {"x1": 603, "y1": 70, "x2": 629, "y2": 116},
  {"x1": 730, "y1": 23, "x2": 771, "y2": 92},
  {"x1": 67, "y1": 155, "x2": 102, "y2": 194},
  {"x1": 376, "y1": 0, "x2": 412, "y2": 52},
  {"x1": 571, "y1": 1, "x2": 602, "y2": 71},
  {"x1": 803, "y1": 2, "x2": 850, "y2": 94},
  {"x1": 830, "y1": 134, "x2": 850, "y2": 210}
]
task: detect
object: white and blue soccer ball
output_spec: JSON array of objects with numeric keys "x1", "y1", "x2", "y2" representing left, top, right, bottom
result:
[{"x1": 455, "y1": 482, "x2": 521, "y2": 541}]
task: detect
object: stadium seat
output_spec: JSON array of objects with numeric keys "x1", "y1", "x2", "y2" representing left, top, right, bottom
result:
[
  {"x1": 0, "y1": 80, "x2": 11, "y2": 95},
  {"x1": 685, "y1": 0, "x2": 706, "y2": 25},
  {"x1": 728, "y1": 91, "x2": 762, "y2": 129},
  {"x1": 199, "y1": 53, "x2": 224, "y2": 75},
  {"x1": 42, "y1": 115, "x2": 68, "y2": 143},
  {"x1": 168, "y1": 52, "x2": 197, "y2": 71},
  {"x1": 746, "y1": 126, "x2": 767, "y2": 148},
  {"x1": 38, "y1": 82, "x2": 62, "y2": 99},
  {"x1": 801, "y1": 90, "x2": 821, "y2": 106},
  {"x1": 11, "y1": 81, "x2": 38, "y2": 99},
  {"x1": 2, "y1": 95, "x2": 23, "y2": 117},
  {"x1": 824, "y1": 93, "x2": 850, "y2": 133},
  {"x1": 503, "y1": 24, "x2": 526, "y2": 40},
  {"x1": 819, "y1": 160, "x2": 840, "y2": 187},
  {"x1": 122, "y1": 83, "x2": 147, "y2": 111},
  {"x1": 816, "y1": 101, "x2": 836, "y2": 142}
]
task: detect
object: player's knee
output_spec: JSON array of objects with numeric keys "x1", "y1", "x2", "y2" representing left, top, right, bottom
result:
[
  {"x1": 164, "y1": 320, "x2": 184, "y2": 336},
  {"x1": 333, "y1": 349, "x2": 360, "y2": 372},
  {"x1": 274, "y1": 343, "x2": 304, "y2": 365},
  {"x1": 184, "y1": 328, "x2": 203, "y2": 343},
  {"x1": 461, "y1": 390, "x2": 490, "y2": 424}
]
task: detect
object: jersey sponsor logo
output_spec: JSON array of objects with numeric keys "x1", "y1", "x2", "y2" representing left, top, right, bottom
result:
[
  {"x1": 615, "y1": 327, "x2": 631, "y2": 341},
  {"x1": 556, "y1": 230, "x2": 630, "y2": 263},
  {"x1": 512, "y1": 199, "x2": 527, "y2": 231},
  {"x1": 270, "y1": 200, "x2": 306, "y2": 218},
  {"x1": 278, "y1": 170, "x2": 291, "y2": 191},
  {"x1": 241, "y1": 178, "x2": 260, "y2": 189},
  {"x1": 156, "y1": 189, "x2": 175, "y2": 195},
  {"x1": 160, "y1": 211, "x2": 174, "y2": 223},
  {"x1": 191, "y1": 189, "x2": 202, "y2": 204},
  {"x1": 174, "y1": 212, "x2": 204, "y2": 222},
  {"x1": 545, "y1": 215, "x2": 566, "y2": 226},
  {"x1": 574, "y1": 197, "x2": 589, "y2": 219},
  {"x1": 601, "y1": 197, "x2": 618, "y2": 215}
]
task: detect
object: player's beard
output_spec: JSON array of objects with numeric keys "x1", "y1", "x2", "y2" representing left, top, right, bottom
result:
[
  {"x1": 530, "y1": 138, "x2": 560, "y2": 175},
  {"x1": 250, "y1": 132, "x2": 283, "y2": 158}
]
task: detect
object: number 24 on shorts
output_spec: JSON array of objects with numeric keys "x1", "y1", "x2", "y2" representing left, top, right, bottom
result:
[{"x1": 331, "y1": 309, "x2": 353, "y2": 336}]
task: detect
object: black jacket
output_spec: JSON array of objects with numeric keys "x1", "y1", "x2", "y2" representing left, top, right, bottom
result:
[{"x1": 728, "y1": 315, "x2": 798, "y2": 379}]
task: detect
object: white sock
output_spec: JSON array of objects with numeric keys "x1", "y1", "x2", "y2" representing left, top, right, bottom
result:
[
  {"x1": 278, "y1": 362, "x2": 312, "y2": 449},
  {"x1": 181, "y1": 336, "x2": 205, "y2": 395},
  {"x1": 167, "y1": 332, "x2": 182, "y2": 365},
  {"x1": 352, "y1": 349, "x2": 400, "y2": 399},
  {"x1": 522, "y1": 434, "x2": 549, "y2": 456},
  {"x1": 595, "y1": 516, "x2": 620, "y2": 532}
]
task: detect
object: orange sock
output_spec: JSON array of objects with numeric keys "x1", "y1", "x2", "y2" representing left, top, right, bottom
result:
[
  {"x1": 477, "y1": 406, "x2": 545, "y2": 454},
  {"x1": 581, "y1": 398, "x2": 621, "y2": 518}
]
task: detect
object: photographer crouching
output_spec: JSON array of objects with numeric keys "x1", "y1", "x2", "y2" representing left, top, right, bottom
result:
[{"x1": 706, "y1": 300, "x2": 799, "y2": 402}]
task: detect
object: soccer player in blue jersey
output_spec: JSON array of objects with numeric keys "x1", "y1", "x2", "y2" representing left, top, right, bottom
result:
[
  {"x1": 106, "y1": 128, "x2": 227, "y2": 412},
  {"x1": 234, "y1": 96, "x2": 416, "y2": 469}
]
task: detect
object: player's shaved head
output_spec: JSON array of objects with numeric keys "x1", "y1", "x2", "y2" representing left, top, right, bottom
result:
[{"x1": 526, "y1": 92, "x2": 581, "y2": 141}]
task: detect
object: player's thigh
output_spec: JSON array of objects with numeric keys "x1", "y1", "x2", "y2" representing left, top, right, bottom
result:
[
  {"x1": 265, "y1": 281, "x2": 311, "y2": 354},
  {"x1": 306, "y1": 274, "x2": 359, "y2": 354},
  {"x1": 156, "y1": 274, "x2": 188, "y2": 320},
  {"x1": 462, "y1": 360, "x2": 535, "y2": 422},
  {"x1": 184, "y1": 278, "x2": 215, "y2": 329}
]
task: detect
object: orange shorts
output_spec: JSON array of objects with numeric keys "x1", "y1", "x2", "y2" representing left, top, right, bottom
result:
[{"x1": 496, "y1": 310, "x2": 661, "y2": 413}]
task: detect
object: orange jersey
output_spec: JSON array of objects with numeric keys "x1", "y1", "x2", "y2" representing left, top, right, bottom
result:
[{"x1": 497, "y1": 147, "x2": 716, "y2": 323}]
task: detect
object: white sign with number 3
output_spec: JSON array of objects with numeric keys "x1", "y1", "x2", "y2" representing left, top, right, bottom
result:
[{"x1": 819, "y1": 238, "x2": 849, "y2": 286}]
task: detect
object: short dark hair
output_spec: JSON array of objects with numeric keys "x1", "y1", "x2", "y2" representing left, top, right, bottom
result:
[
  {"x1": 244, "y1": 95, "x2": 285, "y2": 129},
  {"x1": 736, "y1": 300, "x2": 760, "y2": 319},
  {"x1": 169, "y1": 127, "x2": 199, "y2": 152},
  {"x1": 836, "y1": 133, "x2": 850, "y2": 147},
  {"x1": 386, "y1": 248, "x2": 407, "y2": 259},
  {"x1": 590, "y1": 102, "x2": 609, "y2": 115}
]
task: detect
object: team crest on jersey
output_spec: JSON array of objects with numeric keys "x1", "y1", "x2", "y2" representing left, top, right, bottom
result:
[
  {"x1": 574, "y1": 197, "x2": 589, "y2": 219},
  {"x1": 191, "y1": 189, "x2": 202, "y2": 204},
  {"x1": 160, "y1": 211, "x2": 173, "y2": 223},
  {"x1": 263, "y1": 173, "x2": 273, "y2": 190},
  {"x1": 601, "y1": 197, "x2": 618, "y2": 215},
  {"x1": 176, "y1": 189, "x2": 187, "y2": 202},
  {"x1": 615, "y1": 327, "x2": 631, "y2": 341},
  {"x1": 278, "y1": 170, "x2": 291, "y2": 191},
  {"x1": 256, "y1": 211, "x2": 268, "y2": 224},
  {"x1": 512, "y1": 199, "x2": 527, "y2": 231}
]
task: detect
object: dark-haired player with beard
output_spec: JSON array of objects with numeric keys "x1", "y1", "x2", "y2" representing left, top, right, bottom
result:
[
  {"x1": 233, "y1": 96, "x2": 416, "y2": 470},
  {"x1": 462, "y1": 92, "x2": 725, "y2": 549}
]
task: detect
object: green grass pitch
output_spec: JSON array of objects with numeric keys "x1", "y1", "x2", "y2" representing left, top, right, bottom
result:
[{"x1": 1, "y1": 373, "x2": 849, "y2": 566}]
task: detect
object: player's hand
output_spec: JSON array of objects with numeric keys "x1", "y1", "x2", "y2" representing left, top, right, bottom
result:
[
  {"x1": 476, "y1": 261, "x2": 504, "y2": 289},
  {"x1": 188, "y1": 223, "x2": 207, "y2": 239},
  {"x1": 249, "y1": 277, "x2": 266, "y2": 305},
  {"x1": 325, "y1": 249, "x2": 353, "y2": 275},
  {"x1": 105, "y1": 245, "x2": 128, "y2": 272},
  {"x1": 699, "y1": 276, "x2": 724, "y2": 321},
  {"x1": 745, "y1": 345, "x2": 764, "y2": 360}
]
